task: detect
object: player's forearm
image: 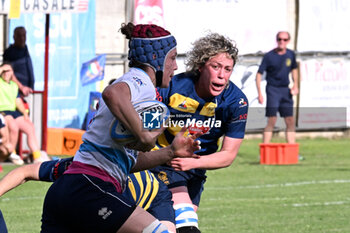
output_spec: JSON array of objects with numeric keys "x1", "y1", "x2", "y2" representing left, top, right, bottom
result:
[
  {"x1": 0, "y1": 167, "x2": 27, "y2": 196},
  {"x1": 0, "y1": 164, "x2": 40, "y2": 197},
  {"x1": 193, "y1": 138, "x2": 242, "y2": 170},
  {"x1": 131, "y1": 147, "x2": 174, "y2": 172},
  {"x1": 103, "y1": 83, "x2": 155, "y2": 147},
  {"x1": 194, "y1": 151, "x2": 237, "y2": 170}
]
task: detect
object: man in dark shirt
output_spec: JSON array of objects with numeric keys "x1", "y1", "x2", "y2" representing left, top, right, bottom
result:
[
  {"x1": 3, "y1": 26, "x2": 34, "y2": 96},
  {"x1": 256, "y1": 31, "x2": 299, "y2": 144}
]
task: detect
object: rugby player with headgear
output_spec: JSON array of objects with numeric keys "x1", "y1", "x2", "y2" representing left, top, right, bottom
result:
[
  {"x1": 40, "y1": 23, "x2": 201, "y2": 233},
  {"x1": 150, "y1": 33, "x2": 248, "y2": 233}
]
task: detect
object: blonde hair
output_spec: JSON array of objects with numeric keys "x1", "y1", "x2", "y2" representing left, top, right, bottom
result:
[{"x1": 185, "y1": 33, "x2": 238, "y2": 73}]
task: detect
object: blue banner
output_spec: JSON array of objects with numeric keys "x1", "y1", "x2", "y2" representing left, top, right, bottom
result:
[
  {"x1": 80, "y1": 54, "x2": 106, "y2": 86},
  {"x1": 9, "y1": 0, "x2": 96, "y2": 129}
]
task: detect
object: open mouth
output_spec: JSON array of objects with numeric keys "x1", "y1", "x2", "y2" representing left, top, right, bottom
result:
[{"x1": 212, "y1": 83, "x2": 225, "y2": 90}]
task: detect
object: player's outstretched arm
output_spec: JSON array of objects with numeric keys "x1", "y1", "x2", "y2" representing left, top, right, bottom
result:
[
  {"x1": 131, "y1": 128, "x2": 202, "y2": 172},
  {"x1": 170, "y1": 136, "x2": 243, "y2": 171},
  {"x1": 0, "y1": 163, "x2": 41, "y2": 197}
]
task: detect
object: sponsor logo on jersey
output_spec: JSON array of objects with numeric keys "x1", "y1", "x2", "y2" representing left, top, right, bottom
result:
[
  {"x1": 169, "y1": 94, "x2": 199, "y2": 113},
  {"x1": 132, "y1": 77, "x2": 145, "y2": 86},
  {"x1": 239, "y1": 98, "x2": 248, "y2": 108},
  {"x1": 158, "y1": 171, "x2": 170, "y2": 185},
  {"x1": 230, "y1": 113, "x2": 248, "y2": 123}
]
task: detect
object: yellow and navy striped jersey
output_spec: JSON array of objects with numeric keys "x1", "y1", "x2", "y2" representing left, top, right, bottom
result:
[{"x1": 124, "y1": 170, "x2": 159, "y2": 210}]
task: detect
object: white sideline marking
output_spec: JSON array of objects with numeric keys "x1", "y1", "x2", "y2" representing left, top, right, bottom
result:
[
  {"x1": 206, "y1": 179, "x2": 350, "y2": 190},
  {"x1": 0, "y1": 196, "x2": 43, "y2": 202},
  {"x1": 287, "y1": 199, "x2": 350, "y2": 207}
]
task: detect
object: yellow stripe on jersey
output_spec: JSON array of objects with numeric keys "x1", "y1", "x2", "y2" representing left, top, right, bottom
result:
[
  {"x1": 143, "y1": 173, "x2": 159, "y2": 210},
  {"x1": 151, "y1": 145, "x2": 160, "y2": 151},
  {"x1": 169, "y1": 93, "x2": 199, "y2": 113},
  {"x1": 127, "y1": 171, "x2": 160, "y2": 210},
  {"x1": 138, "y1": 171, "x2": 152, "y2": 208},
  {"x1": 134, "y1": 172, "x2": 144, "y2": 206},
  {"x1": 127, "y1": 177, "x2": 137, "y2": 202},
  {"x1": 199, "y1": 102, "x2": 217, "y2": 117}
]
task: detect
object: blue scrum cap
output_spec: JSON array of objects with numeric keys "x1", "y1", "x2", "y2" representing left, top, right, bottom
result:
[{"x1": 128, "y1": 24, "x2": 177, "y2": 86}]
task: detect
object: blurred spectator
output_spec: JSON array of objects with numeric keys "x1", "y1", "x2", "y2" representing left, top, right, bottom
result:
[
  {"x1": 0, "y1": 114, "x2": 12, "y2": 161},
  {"x1": 3, "y1": 26, "x2": 34, "y2": 96},
  {"x1": 256, "y1": 31, "x2": 299, "y2": 144},
  {"x1": 0, "y1": 64, "x2": 49, "y2": 164},
  {"x1": 1, "y1": 99, "x2": 23, "y2": 165}
]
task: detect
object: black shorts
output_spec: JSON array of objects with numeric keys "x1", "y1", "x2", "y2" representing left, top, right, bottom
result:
[
  {"x1": 265, "y1": 85, "x2": 293, "y2": 117},
  {"x1": 0, "y1": 111, "x2": 23, "y2": 119},
  {"x1": 41, "y1": 174, "x2": 136, "y2": 233},
  {"x1": 151, "y1": 166, "x2": 206, "y2": 207}
]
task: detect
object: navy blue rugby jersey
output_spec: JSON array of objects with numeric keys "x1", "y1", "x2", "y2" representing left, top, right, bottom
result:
[{"x1": 155, "y1": 72, "x2": 248, "y2": 156}]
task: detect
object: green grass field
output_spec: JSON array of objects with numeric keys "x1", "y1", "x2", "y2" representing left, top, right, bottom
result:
[{"x1": 1, "y1": 137, "x2": 350, "y2": 233}]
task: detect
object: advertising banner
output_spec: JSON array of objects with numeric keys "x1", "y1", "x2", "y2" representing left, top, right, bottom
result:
[
  {"x1": 9, "y1": 0, "x2": 96, "y2": 129},
  {"x1": 299, "y1": 59, "x2": 350, "y2": 128},
  {"x1": 298, "y1": 0, "x2": 350, "y2": 52},
  {"x1": 135, "y1": 0, "x2": 289, "y2": 55},
  {"x1": 0, "y1": 0, "x2": 89, "y2": 13}
]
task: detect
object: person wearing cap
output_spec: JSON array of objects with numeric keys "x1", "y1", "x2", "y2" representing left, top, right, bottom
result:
[
  {"x1": 40, "y1": 23, "x2": 201, "y2": 233},
  {"x1": 150, "y1": 33, "x2": 248, "y2": 233}
]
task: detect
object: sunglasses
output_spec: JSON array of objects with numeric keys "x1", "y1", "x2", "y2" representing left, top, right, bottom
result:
[{"x1": 277, "y1": 38, "x2": 289, "y2": 42}]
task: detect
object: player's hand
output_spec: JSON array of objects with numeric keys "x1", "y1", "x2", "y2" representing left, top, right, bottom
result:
[
  {"x1": 170, "y1": 127, "x2": 202, "y2": 158},
  {"x1": 169, "y1": 157, "x2": 199, "y2": 171},
  {"x1": 258, "y1": 94, "x2": 264, "y2": 104}
]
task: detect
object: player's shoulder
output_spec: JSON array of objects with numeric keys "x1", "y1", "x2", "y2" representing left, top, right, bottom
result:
[
  {"x1": 172, "y1": 72, "x2": 195, "y2": 84},
  {"x1": 169, "y1": 72, "x2": 196, "y2": 92},
  {"x1": 221, "y1": 82, "x2": 248, "y2": 107},
  {"x1": 119, "y1": 68, "x2": 150, "y2": 83}
]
